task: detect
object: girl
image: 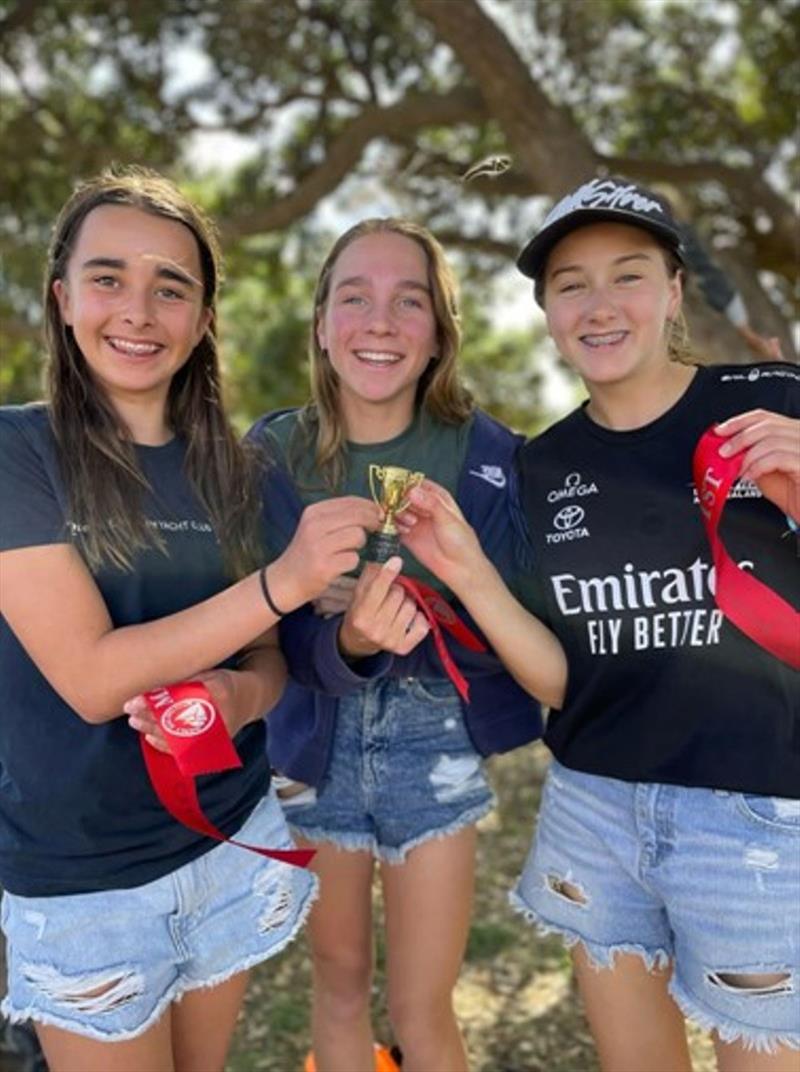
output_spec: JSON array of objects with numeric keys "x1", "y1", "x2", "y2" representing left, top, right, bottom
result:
[
  {"x1": 250, "y1": 218, "x2": 542, "y2": 1072},
  {"x1": 398, "y1": 176, "x2": 799, "y2": 1072},
  {"x1": 0, "y1": 168, "x2": 378, "y2": 1072}
]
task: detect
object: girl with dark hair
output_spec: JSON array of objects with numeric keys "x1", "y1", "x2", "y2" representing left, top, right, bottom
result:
[
  {"x1": 250, "y1": 218, "x2": 542, "y2": 1072},
  {"x1": 0, "y1": 167, "x2": 378, "y2": 1072},
  {"x1": 398, "y1": 177, "x2": 799, "y2": 1072}
]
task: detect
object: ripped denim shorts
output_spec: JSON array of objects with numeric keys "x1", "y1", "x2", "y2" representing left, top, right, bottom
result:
[
  {"x1": 511, "y1": 759, "x2": 800, "y2": 1054},
  {"x1": 280, "y1": 676, "x2": 494, "y2": 863},
  {"x1": 1, "y1": 789, "x2": 317, "y2": 1042}
]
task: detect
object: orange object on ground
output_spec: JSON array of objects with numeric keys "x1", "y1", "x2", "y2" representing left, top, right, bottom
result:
[{"x1": 304, "y1": 1042, "x2": 400, "y2": 1072}]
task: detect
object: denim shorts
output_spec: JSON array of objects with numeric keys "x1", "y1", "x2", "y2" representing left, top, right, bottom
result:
[
  {"x1": 1, "y1": 790, "x2": 317, "y2": 1042},
  {"x1": 280, "y1": 677, "x2": 494, "y2": 863},
  {"x1": 511, "y1": 759, "x2": 800, "y2": 1054}
]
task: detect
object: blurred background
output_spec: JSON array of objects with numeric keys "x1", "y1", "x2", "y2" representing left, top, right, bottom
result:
[
  {"x1": 0, "y1": 2, "x2": 797, "y2": 1069},
  {"x1": 1, "y1": 0, "x2": 797, "y2": 432}
]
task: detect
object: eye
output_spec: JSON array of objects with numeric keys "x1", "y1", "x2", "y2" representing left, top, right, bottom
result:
[
  {"x1": 156, "y1": 286, "x2": 187, "y2": 301},
  {"x1": 91, "y1": 274, "x2": 119, "y2": 288},
  {"x1": 341, "y1": 294, "x2": 366, "y2": 305},
  {"x1": 617, "y1": 273, "x2": 643, "y2": 284},
  {"x1": 398, "y1": 295, "x2": 424, "y2": 309},
  {"x1": 557, "y1": 281, "x2": 584, "y2": 294}
]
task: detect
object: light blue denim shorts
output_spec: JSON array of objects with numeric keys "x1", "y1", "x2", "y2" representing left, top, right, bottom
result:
[
  {"x1": 281, "y1": 677, "x2": 494, "y2": 863},
  {"x1": 1, "y1": 789, "x2": 317, "y2": 1042},
  {"x1": 511, "y1": 759, "x2": 800, "y2": 1054}
]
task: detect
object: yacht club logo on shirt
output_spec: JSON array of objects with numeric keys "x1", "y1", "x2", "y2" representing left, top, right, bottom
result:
[{"x1": 545, "y1": 471, "x2": 598, "y2": 544}]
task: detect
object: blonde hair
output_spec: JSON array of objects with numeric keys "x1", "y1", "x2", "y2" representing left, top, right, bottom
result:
[{"x1": 291, "y1": 218, "x2": 473, "y2": 489}]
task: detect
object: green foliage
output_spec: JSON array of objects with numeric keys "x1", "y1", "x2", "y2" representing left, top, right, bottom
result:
[{"x1": 1, "y1": 0, "x2": 795, "y2": 409}]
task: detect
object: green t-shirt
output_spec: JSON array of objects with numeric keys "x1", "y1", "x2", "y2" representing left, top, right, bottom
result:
[{"x1": 264, "y1": 408, "x2": 474, "y2": 594}]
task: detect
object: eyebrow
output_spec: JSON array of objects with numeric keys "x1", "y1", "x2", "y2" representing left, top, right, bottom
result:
[
  {"x1": 550, "y1": 252, "x2": 653, "y2": 280},
  {"x1": 80, "y1": 257, "x2": 197, "y2": 289},
  {"x1": 334, "y1": 275, "x2": 431, "y2": 294}
]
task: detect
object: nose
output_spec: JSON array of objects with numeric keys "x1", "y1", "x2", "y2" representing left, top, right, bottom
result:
[
  {"x1": 584, "y1": 286, "x2": 619, "y2": 324},
  {"x1": 122, "y1": 286, "x2": 156, "y2": 328},
  {"x1": 365, "y1": 300, "x2": 397, "y2": 336}
]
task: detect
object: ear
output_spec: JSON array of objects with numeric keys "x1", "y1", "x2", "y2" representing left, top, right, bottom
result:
[
  {"x1": 666, "y1": 269, "x2": 683, "y2": 321},
  {"x1": 52, "y1": 279, "x2": 73, "y2": 325},
  {"x1": 315, "y1": 310, "x2": 327, "y2": 354},
  {"x1": 193, "y1": 306, "x2": 212, "y2": 346}
]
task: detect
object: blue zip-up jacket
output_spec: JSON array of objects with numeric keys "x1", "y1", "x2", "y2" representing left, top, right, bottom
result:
[{"x1": 250, "y1": 409, "x2": 543, "y2": 787}]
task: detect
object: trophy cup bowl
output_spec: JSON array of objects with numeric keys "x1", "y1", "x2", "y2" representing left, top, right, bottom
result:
[{"x1": 366, "y1": 464, "x2": 425, "y2": 562}]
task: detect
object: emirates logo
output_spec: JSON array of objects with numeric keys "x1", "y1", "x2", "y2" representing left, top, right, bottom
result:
[{"x1": 161, "y1": 698, "x2": 216, "y2": 737}]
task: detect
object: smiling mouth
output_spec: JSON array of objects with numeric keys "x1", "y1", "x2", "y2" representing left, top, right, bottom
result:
[
  {"x1": 353, "y1": 349, "x2": 402, "y2": 366},
  {"x1": 106, "y1": 336, "x2": 164, "y2": 357},
  {"x1": 580, "y1": 331, "x2": 628, "y2": 349}
]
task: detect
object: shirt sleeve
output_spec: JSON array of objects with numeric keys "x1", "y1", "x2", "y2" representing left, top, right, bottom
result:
[{"x1": 0, "y1": 410, "x2": 69, "y2": 551}]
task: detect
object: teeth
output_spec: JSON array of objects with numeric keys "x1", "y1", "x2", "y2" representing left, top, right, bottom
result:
[
  {"x1": 354, "y1": 350, "x2": 401, "y2": 364},
  {"x1": 108, "y1": 337, "x2": 161, "y2": 355},
  {"x1": 582, "y1": 331, "x2": 627, "y2": 348}
]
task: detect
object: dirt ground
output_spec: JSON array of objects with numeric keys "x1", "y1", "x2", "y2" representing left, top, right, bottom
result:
[{"x1": 227, "y1": 742, "x2": 717, "y2": 1072}]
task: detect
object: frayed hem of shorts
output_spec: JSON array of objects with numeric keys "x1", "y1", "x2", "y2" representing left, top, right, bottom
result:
[
  {"x1": 289, "y1": 799, "x2": 493, "y2": 865},
  {"x1": 507, "y1": 890, "x2": 671, "y2": 973},
  {"x1": 0, "y1": 874, "x2": 319, "y2": 1044},
  {"x1": 670, "y1": 975, "x2": 800, "y2": 1055},
  {"x1": 378, "y1": 799, "x2": 494, "y2": 865}
]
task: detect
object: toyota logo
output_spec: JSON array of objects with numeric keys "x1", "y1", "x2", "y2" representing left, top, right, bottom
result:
[{"x1": 553, "y1": 505, "x2": 585, "y2": 530}]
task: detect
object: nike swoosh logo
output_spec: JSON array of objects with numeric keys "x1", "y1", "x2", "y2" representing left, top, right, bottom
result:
[{"x1": 469, "y1": 467, "x2": 506, "y2": 489}]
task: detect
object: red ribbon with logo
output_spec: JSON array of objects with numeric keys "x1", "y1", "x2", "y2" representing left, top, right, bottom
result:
[
  {"x1": 693, "y1": 426, "x2": 800, "y2": 670},
  {"x1": 141, "y1": 681, "x2": 315, "y2": 868},
  {"x1": 395, "y1": 577, "x2": 487, "y2": 701}
]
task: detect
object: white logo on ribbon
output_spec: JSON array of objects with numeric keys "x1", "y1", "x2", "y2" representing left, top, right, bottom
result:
[{"x1": 162, "y1": 698, "x2": 216, "y2": 737}]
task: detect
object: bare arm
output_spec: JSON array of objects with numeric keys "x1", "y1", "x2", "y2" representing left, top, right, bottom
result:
[
  {"x1": 0, "y1": 496, "x2": 380, "y2": 723},
  {"x1": 125, "y1": 629, "x2": 287, "y2": 751},
  {"x1": 398, "y1": 482, "x2": 567, "y2": 708}
]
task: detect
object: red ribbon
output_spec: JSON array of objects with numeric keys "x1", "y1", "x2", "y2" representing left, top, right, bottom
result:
[
  {"x1": 693, "y1": 427, "x2": 800, "y2": 670},
  {"x1": 141, "y1": 681, "x2": 315, "y2": 868},
  {"x1": 395, "y1": 577, "x2": 487, "y2": 701}
]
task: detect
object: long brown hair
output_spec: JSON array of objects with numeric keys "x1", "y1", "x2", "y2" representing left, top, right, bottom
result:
[
  {"x1": 45, "y1": 166, "x2": 261, "y2": 576},
  {"x1": 290, "y1": 218, "x2": 473, "y2": 489}
]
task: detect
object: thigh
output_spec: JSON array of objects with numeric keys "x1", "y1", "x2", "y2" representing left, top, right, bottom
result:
[
  {"x1": 372, "y1": 679, "x2": 493, "y2": 862},
  {"x1": 37, "y1": 1012, "x2": 173, "y2": 1072},
  {"x1": 511, "y1": 762, "x2": 672, "y2": 969},
  {"x1": 171, "y1": 970, "x2": 249, "y2": 1072},
  {"x1": 304, "y1": 839, "x2": 375, "y2": 980},
  {"x1": 663, "y1": 788, "x2": 800, "y2": 1057},
  {"x1": 572, "y1": 946, "x2": 691, "y2": 1072},
  {"x1": 382, "y1": 825, "x2": 477, "y2": 1008}
]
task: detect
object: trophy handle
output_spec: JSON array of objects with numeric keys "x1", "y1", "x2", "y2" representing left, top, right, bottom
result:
[
  {"x1": 393, "y1": 471, "x2": 425, "y2": 519},
  {"x1": 368, "y1": 464, "x2": 384, "y2": 506}
]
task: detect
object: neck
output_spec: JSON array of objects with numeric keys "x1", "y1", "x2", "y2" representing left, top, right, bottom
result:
[
  {"x1": 341, "y1": 395, "x2": 416, "y2": 444},
  {"x1": 109, "y1": 393, "x2": 173, "y2": 446},
  {"x1": 585, "y1": 361, "x2": 696, "y2": 431}
]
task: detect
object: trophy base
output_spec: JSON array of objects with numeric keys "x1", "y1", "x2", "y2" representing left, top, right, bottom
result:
[{"x1": 367, "y1": 531, "x2": 401, "y2": 564}]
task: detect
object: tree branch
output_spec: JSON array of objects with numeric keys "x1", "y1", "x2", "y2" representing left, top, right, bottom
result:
[{"x1": 221, "y1": 87, "x2": 487, "y2": 238}]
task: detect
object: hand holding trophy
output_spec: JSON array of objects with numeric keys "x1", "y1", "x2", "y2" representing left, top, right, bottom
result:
[{"x1": 366, "y1": 464, "x2": 425, "y2": 562}]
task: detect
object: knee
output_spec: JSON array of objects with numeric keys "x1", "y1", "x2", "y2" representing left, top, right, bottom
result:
[{"x1": 312, "y1": 946, "x2": 372, "y2": 1016}]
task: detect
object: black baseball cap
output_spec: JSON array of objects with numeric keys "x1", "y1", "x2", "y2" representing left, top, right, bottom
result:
[{"x1": 517, "y1": 176, "x2": 685, "y2": 303}]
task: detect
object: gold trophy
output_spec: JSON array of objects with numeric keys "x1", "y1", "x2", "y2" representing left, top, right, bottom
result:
[{"x1": 367, "y1": 464, "x2": 425, "y2": 562}]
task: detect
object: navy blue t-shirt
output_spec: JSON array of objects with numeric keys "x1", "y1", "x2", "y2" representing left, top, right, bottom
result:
[{"x1": 0, "y1": 404, "x2": 269, "y2": 896}]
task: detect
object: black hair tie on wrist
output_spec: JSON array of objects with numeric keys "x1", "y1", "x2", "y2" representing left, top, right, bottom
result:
[{"x1": 259, "y1": 566, "x2": 287, "y2": 618}]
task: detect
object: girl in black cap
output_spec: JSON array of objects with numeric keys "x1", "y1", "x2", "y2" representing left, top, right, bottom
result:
[{"x1": 398, "y1": 176, "x2": 799, "y2": 1072}]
